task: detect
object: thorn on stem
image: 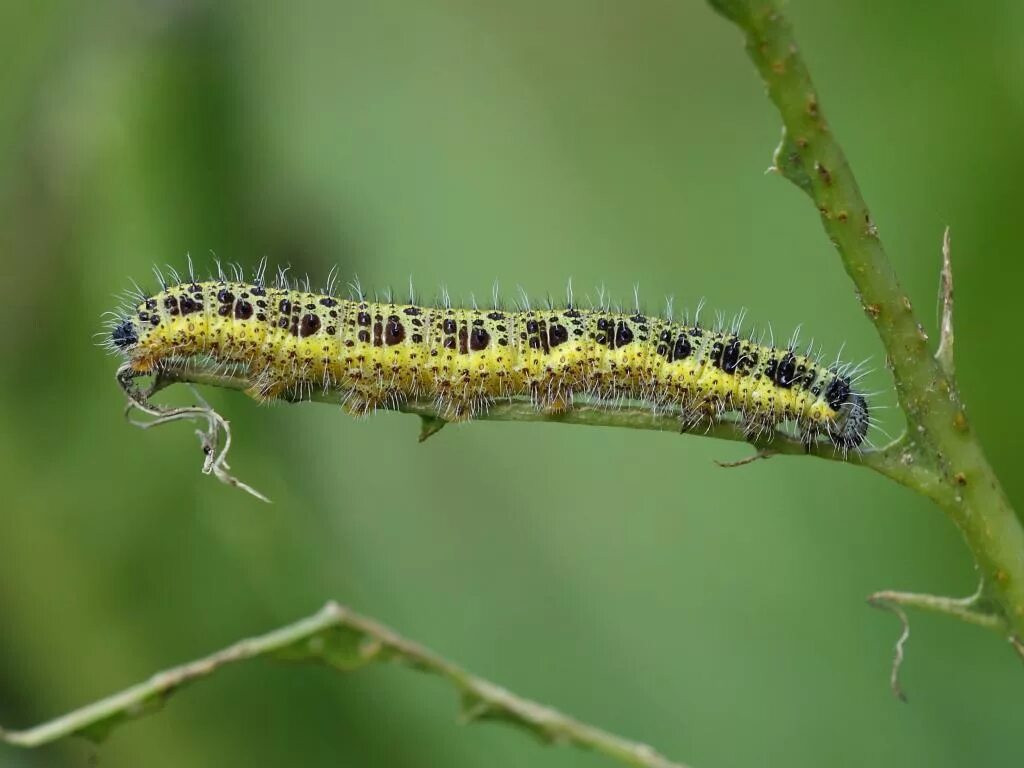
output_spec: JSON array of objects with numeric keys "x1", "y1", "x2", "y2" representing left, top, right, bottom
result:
[
  {"x1": 935, "y1": 226, "x2": 955, "y2": 377},
  {"x1": 418, "y1": 415, "x2": 447, "y2": 443},
  {"x1": 769, "y1": 126, "x2": 814, "y2": 197}
]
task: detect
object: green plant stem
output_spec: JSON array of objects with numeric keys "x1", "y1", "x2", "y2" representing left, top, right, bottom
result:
[
  {"x1": 149, "y1": 363, "x2": 940, "y2": 496},
  {"x1": 707, "y1": 0, "x2": 1024, "y2": 640},
  {"x1": 0, "y1": 603, "x2": 688, "y2": 768}
]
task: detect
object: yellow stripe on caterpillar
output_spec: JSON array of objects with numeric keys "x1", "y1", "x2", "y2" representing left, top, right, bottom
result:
[{"x1": 104, "y1": 272, "x2": 870, "y2": 450}]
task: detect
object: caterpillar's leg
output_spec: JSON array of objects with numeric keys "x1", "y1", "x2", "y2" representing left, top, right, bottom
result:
[
  {"x1": 340, "y1": 387, "x2": 377, "y2": 418},
  {"x1": 339, "y1": 386, "x2": 406, "y2": 418},
  {"x1": 739, "y1": 410, "x2": 776, "y2": 444},
  {"x1": 536, "y1": 390, "x2": 574, "y2": 415},
  {"x1": 529, "y1": 374, "x2": 575, "y2": 416},
  {"x1": 680, "y1": 398, "x2": 719, "y2": 434},
  {"x1": 436, "y1": 394, "x2": 492, "y2": 422},
  {"x1": 243, "y1": 374, "x2": 290, "y2": 403},
  {"x1": 799, "y1": 421, "x2": 825, "y2": 453}
]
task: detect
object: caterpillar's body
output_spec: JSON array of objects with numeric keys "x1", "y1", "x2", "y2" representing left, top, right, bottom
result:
[{"x1": 107, "y1": 270, "x2": 870, "y2": 449}]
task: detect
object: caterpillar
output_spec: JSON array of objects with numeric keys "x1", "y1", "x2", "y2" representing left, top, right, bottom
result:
[{"x1": 104, "y1": 264, "x2": 871, "y2": 450}]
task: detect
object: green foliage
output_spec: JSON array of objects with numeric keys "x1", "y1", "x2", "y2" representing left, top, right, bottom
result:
[{"x1": 1, "y1": 2, "x2": 1022, "y2": 767}]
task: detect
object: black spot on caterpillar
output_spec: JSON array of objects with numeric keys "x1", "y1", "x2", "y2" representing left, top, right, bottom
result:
[{"x1": 103, "y1": 265, "x2": 871, "y2": 450}]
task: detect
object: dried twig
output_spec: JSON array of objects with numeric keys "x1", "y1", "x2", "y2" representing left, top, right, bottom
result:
[
  {"x1": 867, "y1": 585, "x2": 1006, "y2": 700},
  {"x1": 715, "y1": 450, "x2": 775, "y2": 468},
  {"x1": 118, "y1": 364, "x2": 270, "y2": 502}
]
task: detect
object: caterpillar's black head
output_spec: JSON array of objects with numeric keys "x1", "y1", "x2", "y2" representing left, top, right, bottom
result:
[
  {"x1": 827, "y1": 389, "x2": 870, "y2": 449},
  {"x1": 111, "y1": 319, "x2": 139, "y2": 350}
]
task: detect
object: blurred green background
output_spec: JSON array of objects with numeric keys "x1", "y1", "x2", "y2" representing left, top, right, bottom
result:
[{"x1": 2, "y1": 1, "x2": 1022, "y2": 766}]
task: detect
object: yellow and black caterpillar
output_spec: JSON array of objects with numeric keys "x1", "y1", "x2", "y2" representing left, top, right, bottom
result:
[{"x1": 106, "y1": 266, "x2": 871, "y2": 449}]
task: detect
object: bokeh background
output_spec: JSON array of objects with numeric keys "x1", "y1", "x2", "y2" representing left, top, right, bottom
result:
[{"x1": 2, "y1": 1, "x2": 1023, "y2": 766}]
